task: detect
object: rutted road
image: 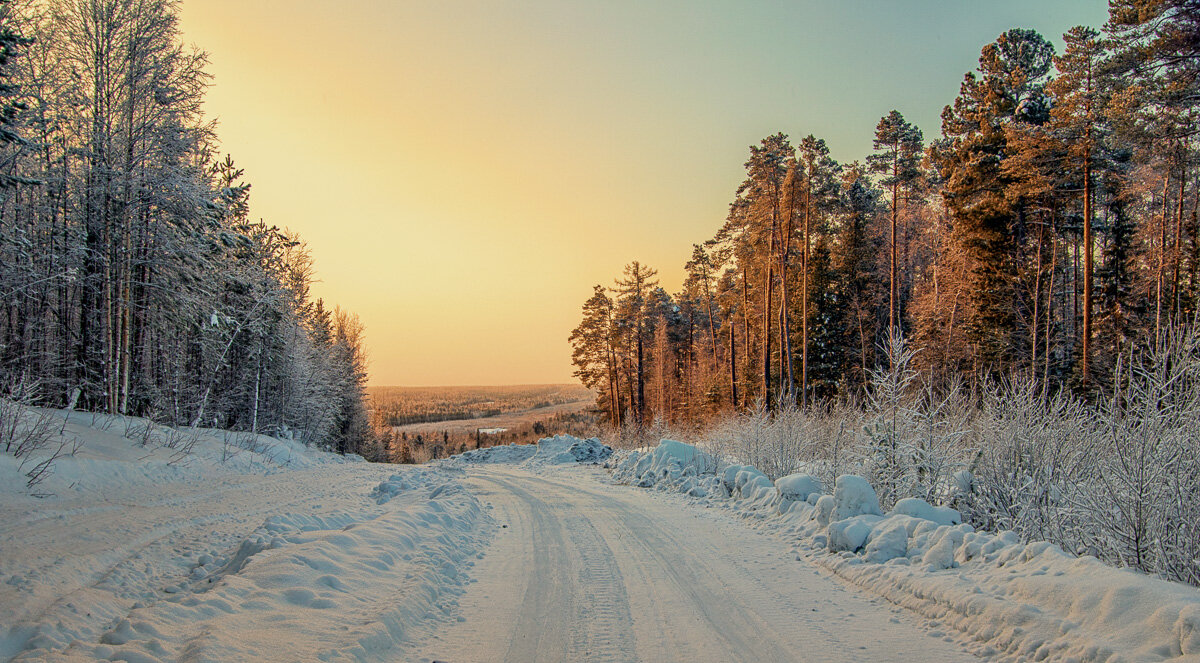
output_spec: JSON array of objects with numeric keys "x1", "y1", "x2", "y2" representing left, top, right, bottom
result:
[{"x1": 411, "y1": 465, "x2": 979, "y2": 663}]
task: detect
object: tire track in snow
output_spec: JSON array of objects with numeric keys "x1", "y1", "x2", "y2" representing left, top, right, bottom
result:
[
  {"x1": 483, "y1": 475, "x2": 638, "y2": 663},
  {"x1": 519, "y1": 472, "x2": 795, "y2": 662},
  {"x1": 464, "y1": 467, "x2": 978, "y2": 663}
]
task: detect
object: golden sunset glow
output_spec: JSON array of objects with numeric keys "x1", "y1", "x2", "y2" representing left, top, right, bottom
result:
[
  {"x1": 176, "y1": 1, "x2": 1107, "y2": 386},
  {"x1": 8, "y1": 2, "x2": 1200, "y2": 658}
]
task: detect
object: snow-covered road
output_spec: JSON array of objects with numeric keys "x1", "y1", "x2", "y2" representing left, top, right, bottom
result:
[
  {"x1": 6, "y1": 418, "x2": 1198, "y2": 662},
  {"x1": 413, "y1": 465, "x2": 977, "y2": 663}
]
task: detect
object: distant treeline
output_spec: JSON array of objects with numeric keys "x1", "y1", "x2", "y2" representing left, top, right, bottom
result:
[
  {"x1": 573, "y1": 7, "x2": 1200, "y2": 425},
  {"x1": 369, "y1": 384, "x2": 593, "y2": 428},
  {"x1": 0, "y1": 1, "x2": 379, "y2": 458},
  {"x1": 383, "y1": 409, "x2": 599, "y2": 463}
]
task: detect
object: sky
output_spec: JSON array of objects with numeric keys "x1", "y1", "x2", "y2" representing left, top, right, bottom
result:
[{"x1": 176, "y1": 0, "x2": 1110, "y2": 387}]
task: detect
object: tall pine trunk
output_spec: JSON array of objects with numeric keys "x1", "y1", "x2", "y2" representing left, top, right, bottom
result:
[
  {"x1": 801, "y1": 185, "x2": 811, "y2": 407},
  {"x1": 728, "y1": 317, "x2": 738, "y2": 411},
  {"x1": 1082, "y1": 145, "x2": 1093, "y2": 386}
]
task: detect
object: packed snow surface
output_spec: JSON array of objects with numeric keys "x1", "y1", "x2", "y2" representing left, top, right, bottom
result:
[{"x1": 4, "y1": 412, "x2": 1198, "y2": 662}]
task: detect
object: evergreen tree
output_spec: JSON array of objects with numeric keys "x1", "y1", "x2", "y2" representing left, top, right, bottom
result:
[
  {"x1": 732, "y1": 134, "x2": 792, "y2": 407},
  {"x1": 570, "y1": 285, "x2": 620, "y2": 424},
  {"x1": 932, "y1": 28, "x2": 1055, "y2": 374},
  {"x1": 793, "y1": 135, "x2": 841, "y2": 406},
  {"x1": 613, "y1": 261, "x2": 658, "y2": 425},
  {"x1": 832, "y1": 163, "x2": 884, "y2": 390},
  {"x1": 1048, "y1": 26, "x2": 1112, "y2": 386},
  {"x1": 868, "y1": 111, "x2": 924, "y2": 335},
  {"x1": 0, "y1": 0, "x2": 30, "y2": 186}
]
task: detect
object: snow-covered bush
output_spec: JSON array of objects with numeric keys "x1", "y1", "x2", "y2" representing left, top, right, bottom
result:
[
  {"x1": 857, "y1": 334, "x2": 974, "y2": 511},
  {"x1": 698, "y1": 401, "x2": 859, "y2": 482},
  {"x1": 954, "y1": 328, "x2": 1200, "y2": 585},
  {"x1": 1090, "y1": 328, "x2": 1200, "y2": 585}
]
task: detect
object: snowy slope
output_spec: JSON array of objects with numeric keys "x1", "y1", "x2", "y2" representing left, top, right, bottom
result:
[
  {"x1": 609, "y1": 440, "x2": 1200, "y2": 662},
  {"x1": 0, "y1": 409, "x2": 492, "y2": 662}
]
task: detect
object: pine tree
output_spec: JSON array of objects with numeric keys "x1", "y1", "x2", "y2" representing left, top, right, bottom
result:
[
  {"x1": 570, "y1": 285, "x2": 620, "y2": 424},
  {"x1": 1108, "y1": 0, "x2": 1200, "y2": 116},
  {"x1": 1048, "y1": 26, "x2": 1111, "y2": 386},
  {"x1": 868, "y1": 111, "x2": 924, "y2": 336},
  {"x1": 684, "y1": 242, "x2": 722, "y2": 406},
  {"x1": 613, "y1": 261, "x2": 658, "y2": 425},
  {"x1": 0, "y1": 0, "x2": 31, "y2": 186},
  {"x1": 832, "y1": 163, "x2": 884, "y2": 390},
  {"x1": 932, "y1": 28, "x2": 1056, "y2": 374},
  {"x1": 733, "y1": 134, "x2": 791, "y2": 408},
  {"x1": 794, "y1": 135, "x2": 840, "y2": 406}
]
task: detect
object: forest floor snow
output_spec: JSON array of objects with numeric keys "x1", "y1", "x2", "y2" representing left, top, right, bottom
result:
[{"x1": 2, "y1": 415, "x2": 1195, "y2": 662}]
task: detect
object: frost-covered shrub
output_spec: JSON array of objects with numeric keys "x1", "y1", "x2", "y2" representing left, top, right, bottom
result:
[
  {"x1": 856, "y1": 334, "x2": 973, "y2": 510},
  {"x1": 1088, "y1": 328, "x2": 1200, "y2": 585},
  {"x1": 956, "y1": 328, "x2": 1200, "y2": 586},
  {"x1": 698, "y1": 401, "x2": 859, "y2": 483},
  {"x1": 961, "y1": 379, "x2": 1093, "y2": 548}
]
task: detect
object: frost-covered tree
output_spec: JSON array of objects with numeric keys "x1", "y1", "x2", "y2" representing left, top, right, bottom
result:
[{"x1": 0, "y1": 0, "x2": 377, "y2": 457}]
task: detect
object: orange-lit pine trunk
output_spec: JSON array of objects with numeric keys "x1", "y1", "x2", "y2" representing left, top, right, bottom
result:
[{"x1": 1082, "y1": 144, "x2": 1092, "y2": 386}]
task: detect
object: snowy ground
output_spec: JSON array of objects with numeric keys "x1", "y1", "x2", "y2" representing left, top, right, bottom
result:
[
  {"x1": 410, "y1": 464, "x2": 975, "y2": 662},
  {"x1": 606, "y1": 440, "x2": 1200, "y2": 663},
  {"x1": 2, "y1": 413, "x2": 1198, "y2": 662},
  {"x1": 0, "y1": 410, "x2": 488, "y2": 662}
]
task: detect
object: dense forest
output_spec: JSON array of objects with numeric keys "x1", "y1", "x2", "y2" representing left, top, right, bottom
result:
[
  {"x1": 0, "y1": 0, "x2": 378, "y2": 457},
  {"x1": 572, "y1": 3, "x2": 1200, "y2": 426}
]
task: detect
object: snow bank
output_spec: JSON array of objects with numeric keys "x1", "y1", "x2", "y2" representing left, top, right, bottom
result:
[
  {"x1": 607, "y1": 438, "x2": 1200, "y2": 662},
  {"x1": 55, "y1": 478, "x2": 491, "y2": 662},
  {"x1": 609, "y1": 439, "x2": 721, "y2": 497},
  {"x1": 439, "y1": 435, "x2": 612, "y2": 468}
]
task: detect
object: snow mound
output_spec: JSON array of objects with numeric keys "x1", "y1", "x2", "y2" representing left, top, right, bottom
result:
[
  {"x1": 609, "y1": 440, "x2": 721, "y2": 497},
  {"x1": 832, "y1": 474, "x2": 882, "y2": 520},
  {"x1": 889, "y1": 497, "x2": 960, "y2": 526},
  {"x1": 445, "y1": 443, "x2": 538, "y2": 465},
  {"x1": 370, "y1": 468, "x2": 438, "y2": 504},
  {"x1": 607, "y1": 437, "x2": 1200, "y2": 662},
  {"x1": 523, "y1": 435, "x2": 612, "y2": 466},
  {"x1": 775, "y1": 473, "x2": 822, "y2": 502},
  {"x1": 441, "y1": 435, "x2": 612, "y2": 468}
]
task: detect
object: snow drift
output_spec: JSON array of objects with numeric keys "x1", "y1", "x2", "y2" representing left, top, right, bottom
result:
[
  {"x1": 0, "y1": 410, "x2": 493, "y2": 662},
  {"x1": 439, "y1": 434, "x2": 612, "y2": 469}
]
